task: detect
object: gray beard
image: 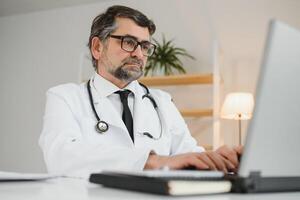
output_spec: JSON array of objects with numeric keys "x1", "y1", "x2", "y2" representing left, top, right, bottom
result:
[{"x1": 111, "y1": 65, "x2": 143, "y2": 83}]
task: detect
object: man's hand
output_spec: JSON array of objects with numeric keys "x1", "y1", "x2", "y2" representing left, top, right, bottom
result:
[
  {"x1": 144, "y1": 150, "x2": 237, "y2": 172},
  {"x1": 216, "y1": 145, "x2": 243, "y2": 172},
  {"x1": 144, "y1": 145, "x2": 243, "y2": 172}
]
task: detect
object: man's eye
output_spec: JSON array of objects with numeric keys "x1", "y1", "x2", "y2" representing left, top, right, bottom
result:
[
  {"x1": 123, "y1": 39, "x2": 136, "y2": 47},
  {"x1": 141, "y1": 43, "x2": 151, "y2": 50}
]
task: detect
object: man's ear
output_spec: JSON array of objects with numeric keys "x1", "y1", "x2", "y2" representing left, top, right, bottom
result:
[{"x1": 91, "y1": 37, "x2": 103, "y2": 61}]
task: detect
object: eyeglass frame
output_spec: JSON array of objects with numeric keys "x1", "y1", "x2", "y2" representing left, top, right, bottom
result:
[{"x1": 108, "y1": 35, "x2": 156, "y2": 57}]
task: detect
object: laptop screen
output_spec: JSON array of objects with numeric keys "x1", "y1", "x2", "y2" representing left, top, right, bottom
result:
[{"x1": 239, "y1": 20, "x2": 300, "y2": 177}]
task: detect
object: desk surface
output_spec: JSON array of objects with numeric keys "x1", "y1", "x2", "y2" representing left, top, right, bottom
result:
[{"x1": 1, "y1": 178, "x2": 300, "y2": 200}]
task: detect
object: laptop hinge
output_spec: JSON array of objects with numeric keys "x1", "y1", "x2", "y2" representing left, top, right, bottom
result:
[
  {"x1": 231, "y1": 171, "x2": 261, "y2": 193},
  {"x1": 232, "y1": 171, "x2": 300, "y2": 193}
]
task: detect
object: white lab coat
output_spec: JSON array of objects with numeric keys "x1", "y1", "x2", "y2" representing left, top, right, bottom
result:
[{"x1": 39, "y1": 76, "x2": 204, "y2": 178}]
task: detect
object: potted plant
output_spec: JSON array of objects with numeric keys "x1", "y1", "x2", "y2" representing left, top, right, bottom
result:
[{"x1": 144, "y1": 35, "x2": 195, "y2": 76}]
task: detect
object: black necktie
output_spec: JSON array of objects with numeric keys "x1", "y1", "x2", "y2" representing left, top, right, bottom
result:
[{"x1": 115, "y1": 90, "x2": 134, "y2": 142}]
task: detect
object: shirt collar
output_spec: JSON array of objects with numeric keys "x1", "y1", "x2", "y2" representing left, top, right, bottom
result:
[{"x1": 92, "y1": 72, "x2": 140, "y2": 97}]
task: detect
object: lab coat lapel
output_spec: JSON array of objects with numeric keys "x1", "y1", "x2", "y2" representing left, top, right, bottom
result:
[
  {"x1": 133, "y1": 85, "x2": 147, "y2": 136},
  {"x1": 133, "y1": 85, "x2": 168, "y2": 140}
]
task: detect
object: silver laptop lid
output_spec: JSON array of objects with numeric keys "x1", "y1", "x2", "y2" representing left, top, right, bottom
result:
[{"x1": 239, "y1": 20, "x2": 300, "y2": 177}]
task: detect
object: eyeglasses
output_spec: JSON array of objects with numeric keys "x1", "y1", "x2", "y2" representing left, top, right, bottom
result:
[{"x1": 109, "y1": 35, "x2": 156, "y2": 57}]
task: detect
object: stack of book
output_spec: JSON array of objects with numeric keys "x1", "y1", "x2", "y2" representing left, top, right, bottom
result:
[{"x1": 89, "y1": 170, "x2": 231, "y2": 196}]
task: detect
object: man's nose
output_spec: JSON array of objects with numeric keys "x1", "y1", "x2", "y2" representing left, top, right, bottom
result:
[{"x1": 131, "y1": 45, "x2": 144, "y2": 59}]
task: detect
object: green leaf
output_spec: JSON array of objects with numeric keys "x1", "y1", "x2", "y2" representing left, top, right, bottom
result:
[{"x1": 145, "y1": 34, "x2": 195, "y2": 76}]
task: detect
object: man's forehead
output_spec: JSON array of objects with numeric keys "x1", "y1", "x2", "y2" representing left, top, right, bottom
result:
[{"x1": 113, "y1": 17, "x2": 150, "y2": 41}]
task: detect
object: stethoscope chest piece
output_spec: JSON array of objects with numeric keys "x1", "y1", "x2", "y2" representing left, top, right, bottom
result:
[{"x1": 96, "y1": 121, "x2": 109, "y2": 133}]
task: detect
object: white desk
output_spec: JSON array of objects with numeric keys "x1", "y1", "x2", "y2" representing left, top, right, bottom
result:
[{"x1": 1, "y1": 178, "x2": 300, "y2": 200}]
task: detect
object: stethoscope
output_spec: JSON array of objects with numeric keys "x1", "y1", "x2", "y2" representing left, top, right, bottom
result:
[{"x1": 86, "y1": 79, "x2": 163, "y2": 140}]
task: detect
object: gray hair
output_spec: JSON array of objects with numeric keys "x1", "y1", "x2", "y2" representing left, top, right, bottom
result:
[{"x1": 88, "y1": 5, "x2": 156, "y2": 69}]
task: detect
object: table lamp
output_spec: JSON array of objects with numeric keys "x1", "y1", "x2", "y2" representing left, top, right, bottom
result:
[{"x1": 221, "y1": 92, "x2": 254, "y2": 146}]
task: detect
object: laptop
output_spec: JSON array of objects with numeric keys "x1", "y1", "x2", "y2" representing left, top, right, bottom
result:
[
  {"x1": 230, "y1": 19, "x2": 300, "y2": 192},
  {"x1": 89, "y1": 20, "x2": 300, "y2": 194}
]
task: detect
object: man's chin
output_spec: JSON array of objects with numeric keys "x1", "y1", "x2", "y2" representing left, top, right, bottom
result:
[
  {"x1": 128, "y1": 70, "x2": 143, "y2": 80},
  {"x1": 113, "y1": 65, "x2": 143, "y2": 82},
  {"x1": 124, "y1": 64, "x2": 142, "y2": 72},
  {"x1": 124, "y1": 65, "x2": 143, "y2": 77}
]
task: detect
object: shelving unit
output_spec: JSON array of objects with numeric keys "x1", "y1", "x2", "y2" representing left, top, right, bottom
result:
[{"x1": 139, "y1": 74, "x2": 214, "y2": 118}]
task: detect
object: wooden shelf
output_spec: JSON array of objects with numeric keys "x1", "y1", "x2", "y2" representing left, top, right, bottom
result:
[
  {"x1": 139, "y1": 74, "x2": 213, "y2": 86},
  {"x1": 180, "y1": 109, "x2": 213, "y2": 117}
]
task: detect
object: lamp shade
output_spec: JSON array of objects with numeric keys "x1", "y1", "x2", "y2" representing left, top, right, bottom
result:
[{"x1": 221, "y1": 92, "x2": 254, "y2": 120}]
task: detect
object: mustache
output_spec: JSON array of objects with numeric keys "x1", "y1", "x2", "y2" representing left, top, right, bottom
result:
[{"x1": 122, "y1": 57, "x2": 144, "y2": 67}]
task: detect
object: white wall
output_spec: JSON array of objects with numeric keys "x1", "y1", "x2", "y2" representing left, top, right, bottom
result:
[
  {"x1": 0, "y1": 0, "x2": 299, "y2": 172},
  {"x1": 212, "y1": 0, "x2": 300, "y2": 145}
]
